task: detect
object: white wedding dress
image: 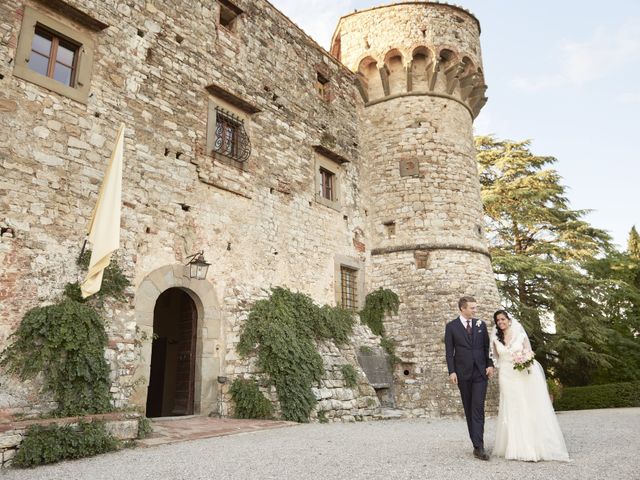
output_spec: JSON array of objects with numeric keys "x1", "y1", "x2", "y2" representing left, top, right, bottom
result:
[{"x1": 492, "y1": 321, "x2": 570, "y2": 461}]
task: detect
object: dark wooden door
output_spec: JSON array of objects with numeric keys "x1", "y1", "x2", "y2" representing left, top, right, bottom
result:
[
  {"x1": 171, "y1": 293, "x2": 196, "y2": 415},
  {"x1": 146, "y1": 337, "x2": 167, "y2": 417}
]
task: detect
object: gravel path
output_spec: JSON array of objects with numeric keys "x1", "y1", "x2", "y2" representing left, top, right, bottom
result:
[{"x1": 2, "y1": 408, "x2": 638, "y2": 480}]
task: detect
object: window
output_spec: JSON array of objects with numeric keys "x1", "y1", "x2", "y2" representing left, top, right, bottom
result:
[
  {"x1": 13, "y1": 6, "x2": 103, "y2": 104},
  {"x1": 205, "y1": 85, "x2": 259, "y2": 173},
  {"x1": 219, "y1": 0, "x2": 243, "y2": 31},
  {"x1": 340, "y1": 266, "x2": 358, "y2": 310},
  {"x1": 315, "y1": 72, "x2": 329, "y2": 101},
  {"x1": 334, "y1": 255, "x2": 364, "y2": 311},
  {"x1": 320, "y1": 167, "x2": 335, "y2": 201},
  {"x1": 29, "y1": 27, "x2": 79, "y2": 87},
  {"x1": 314, "y1": 147, "x2": 348, "y2": 211},
  {"x1": 212, "y1": 108, "x2": 251, "y2": 163}
]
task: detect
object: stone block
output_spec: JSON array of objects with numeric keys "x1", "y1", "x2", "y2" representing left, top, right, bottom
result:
[{"x1": 105, "y1": 419, "x2": 139, "y2": 440}]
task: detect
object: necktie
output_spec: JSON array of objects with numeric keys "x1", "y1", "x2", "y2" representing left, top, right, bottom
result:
[{"x1": 466, "y1": 320, "x2": 472, "y2": 335}]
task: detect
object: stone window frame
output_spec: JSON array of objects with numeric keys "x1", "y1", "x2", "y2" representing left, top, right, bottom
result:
[
  {"x1": 334, "y1": 255, "x2": 365, "y2": 311},
  {"x1": 13, "y1": 5, "x2": 98, "y2": 104},
  {"x1": 314, "y1": 150, "x2": 347, "y2": 211}
]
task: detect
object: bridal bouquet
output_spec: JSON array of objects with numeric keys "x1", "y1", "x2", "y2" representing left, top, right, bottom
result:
[{"x1": 512, "y1": 349, "x2": 535, "y2": 373}]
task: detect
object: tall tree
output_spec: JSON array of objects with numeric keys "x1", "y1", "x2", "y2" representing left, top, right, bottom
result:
[
  {"x1": 628, "y1": 226, "x2": 640, "y2": 259},
  {"x1": 475, "y1": 136, "x2": 622, "y2": 386}
]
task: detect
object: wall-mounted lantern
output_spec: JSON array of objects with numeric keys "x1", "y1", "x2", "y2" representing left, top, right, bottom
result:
[{"x1": 184, "y1": 251, "x2": 210, "y2": 280}]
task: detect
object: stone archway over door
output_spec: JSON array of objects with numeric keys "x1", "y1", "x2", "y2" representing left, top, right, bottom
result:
[
  {"x1": 146, "y1": 288, "x2": 197, "y2": 417},
  {"x1": 133, "y1": 265, "x2": 223, "y2": 416}
]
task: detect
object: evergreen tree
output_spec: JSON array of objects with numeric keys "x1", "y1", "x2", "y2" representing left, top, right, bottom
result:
[
  {"x1": 584, "y1": 249, "x2": 640, "y2": 383},
  {"x1": 628, "y1": 226, "x2": 640, "y2": 259},
  {"x1": 475, "y1": 136, "x2": 621, "y2": 386}
]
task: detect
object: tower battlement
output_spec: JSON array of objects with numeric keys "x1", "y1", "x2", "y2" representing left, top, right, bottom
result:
[{"x1": 332, "y1": 2, "x2": 488, "y2": 117}]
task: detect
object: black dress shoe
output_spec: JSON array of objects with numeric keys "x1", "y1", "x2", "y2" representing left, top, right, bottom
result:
[{"x1": 473, "y1": 448, "x2": 490, "y2": 461}]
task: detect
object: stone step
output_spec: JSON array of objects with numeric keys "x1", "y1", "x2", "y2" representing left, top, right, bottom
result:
[{"x1": 377, "y1": 408, "x2": 405, "y2": 419}]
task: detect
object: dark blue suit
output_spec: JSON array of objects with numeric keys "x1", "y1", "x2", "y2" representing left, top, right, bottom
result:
[{"x1": 445, "y1": 317, "x2": 493, "y2": 449}]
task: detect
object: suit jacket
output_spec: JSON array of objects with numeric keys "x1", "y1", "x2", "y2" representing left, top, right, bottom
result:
[{"x1": 445, "y1": 317, "x2": 494, "y2": 381}]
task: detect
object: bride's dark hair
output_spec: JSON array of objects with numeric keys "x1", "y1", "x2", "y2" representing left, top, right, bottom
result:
[{"x1": 493, "y1": 310, "x2": 511, "y2": 345}]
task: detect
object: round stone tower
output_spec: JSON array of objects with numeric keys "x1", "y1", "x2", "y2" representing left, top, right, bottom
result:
[{"x1": 332, "y1": 2, "x2": 501, "y2": 416}]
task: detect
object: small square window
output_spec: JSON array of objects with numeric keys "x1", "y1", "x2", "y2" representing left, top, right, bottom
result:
[
  {"x1": 320, "y1": 167, "x2": 335, "y2": 201},
  {"x1": 219, "y1": 0, "x2": 243, "y2": 31},
  {"x1": 314, "y1": 151, "x2": 344, "y2": 211},
  {"x1": 340, "y1": 266, "x2": 358, "y2": 310},
  {"x1": 315, "y1": 72, "x2": 329, "y2": 101}
]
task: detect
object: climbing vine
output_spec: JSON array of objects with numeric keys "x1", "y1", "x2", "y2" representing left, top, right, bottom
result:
[
  {"x1": 229, "y1": 378, "x2": 273, "y2": 419},
  {"x1": 237, "y1": 287, "x2": 354, "y2": 423},
  {"x1": 0, "y1": 251, "x2": 130, "y2": 417},
  {"x1": 360, "y1": 288, "x2": 400, "y2": 364},
  {"x1": 358, "y1": 288, "x2": 399, "y2": 336},
  {"x1": 340, "y1": 364, "x2": 358, "y2": 388}
]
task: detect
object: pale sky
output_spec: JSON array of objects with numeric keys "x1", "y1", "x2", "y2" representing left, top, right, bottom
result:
[{"x1": 269, "y1": 0, "x2": 639, "y2": 250}]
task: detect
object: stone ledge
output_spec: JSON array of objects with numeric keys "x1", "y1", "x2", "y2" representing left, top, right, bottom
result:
[{"x1": 0, "y1": 412, "x2": 143, "y2": 468}]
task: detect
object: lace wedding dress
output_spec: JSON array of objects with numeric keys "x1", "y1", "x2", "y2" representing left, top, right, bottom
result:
[{"x1": 492, "y1": 321, "x2": 570, "y2": 461}]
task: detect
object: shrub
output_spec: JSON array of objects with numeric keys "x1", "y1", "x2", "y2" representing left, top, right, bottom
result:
[
  {"x1": 237, "y1": 287, "x2": 355, "y2": 423},
  {"x1": 13, "y1": 421, "x2": 120, "y2": 468},
  {"x1": 340, "y1": 364, "x2": 358, "y2": 388},
  {"x1": 229, "y1": 379, "x2": 273, "y2": 420},
  {"x1": 359, "y1": 288, "x2": 399, "y2": 336},
  {"x1": 137, "y1": 417, "x2": 153, "y2": 439},
  {"x1": 0, "y1": 298, "x2": 113, "y2": 416},
  {"x1": 0, "y1": 252, "x2": 129, "y2": 417},
  {"x1": 554, "y1": 381, "x2": 640, "y2": 411}
]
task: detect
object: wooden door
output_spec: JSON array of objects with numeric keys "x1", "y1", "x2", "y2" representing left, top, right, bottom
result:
[{"x1": 171, "y1": 293, "x2": 196, "y2": 415}]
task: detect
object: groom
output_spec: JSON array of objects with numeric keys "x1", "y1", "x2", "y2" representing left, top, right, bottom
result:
[{"x1": 445, "y1": 296, "x2": 494, "y2": 460}]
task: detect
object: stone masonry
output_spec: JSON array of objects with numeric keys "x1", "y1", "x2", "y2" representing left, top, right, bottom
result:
[{"x1": 0, "y1": 0, "x2": 500, "y2": 423}]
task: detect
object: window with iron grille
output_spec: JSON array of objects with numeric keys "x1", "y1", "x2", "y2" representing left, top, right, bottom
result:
[
  {"x1": 340, "y1": 266, "x2": 358, "y2": 310},
  {"x1": 213, "y1": 108, "x2": 251, "y2": 163}
]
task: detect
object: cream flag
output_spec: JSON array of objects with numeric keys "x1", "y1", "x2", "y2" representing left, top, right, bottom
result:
[{"x1": 81, "y1": 123, "x2": 125, "y2": 298}]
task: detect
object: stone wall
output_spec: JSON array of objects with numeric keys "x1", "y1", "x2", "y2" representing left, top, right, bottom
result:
[
  {"x1": 0, "y1": 0, "x2": 500, "y2": 421},
  {"x1": 335, "y1": 3, "x2": 500, "y2": 415},
  {"x1": 0, "y1": 412, "x2": 141, "y2": 468}
]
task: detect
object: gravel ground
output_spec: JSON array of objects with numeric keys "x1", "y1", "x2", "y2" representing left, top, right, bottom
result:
[{"x1": 2, "y1": 408, "x2": 638, "y2": 480}]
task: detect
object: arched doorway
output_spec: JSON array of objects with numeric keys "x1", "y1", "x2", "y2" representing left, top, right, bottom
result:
[{"x1": 146, "y1": 288, "x2": 197, "y2": 417}]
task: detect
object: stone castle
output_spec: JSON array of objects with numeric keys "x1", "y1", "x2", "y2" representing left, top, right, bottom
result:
[{"x1": 0, "y1": 0, "x2": 500, "y2": 422}]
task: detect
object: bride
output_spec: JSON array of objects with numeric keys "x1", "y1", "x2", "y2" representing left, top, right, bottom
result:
[{"x1": 491, "y1": 310, "x2": 570, "y2": 462}]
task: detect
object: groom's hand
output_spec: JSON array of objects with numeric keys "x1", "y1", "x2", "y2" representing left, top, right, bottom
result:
[
  {"x1": 486, "y1": 366, "x2": 495, "y2": 379},
  {"x1": 449, "y1": 373, "x2": 458, "y2": 385}
]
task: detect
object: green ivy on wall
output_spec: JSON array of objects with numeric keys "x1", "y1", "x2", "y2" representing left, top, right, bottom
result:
[
  {"x1": 359, "y1": 288, "x2": 399, "y2": 336},
  {"x1": 340, "y1": 364, "x2": 358, "y2": 389},
  {"x1": 359, "y1": 288, "x2": 400, "y2": 364},
  {"x1": 229, "y1": 378, "x2": 273, "y2": 419},
  {"x1": 0, "y1": 251, "x2": 130, "y2": 417},
  {"x1": 237, "y1": 287, "x2": 354, "y2": 423}
]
